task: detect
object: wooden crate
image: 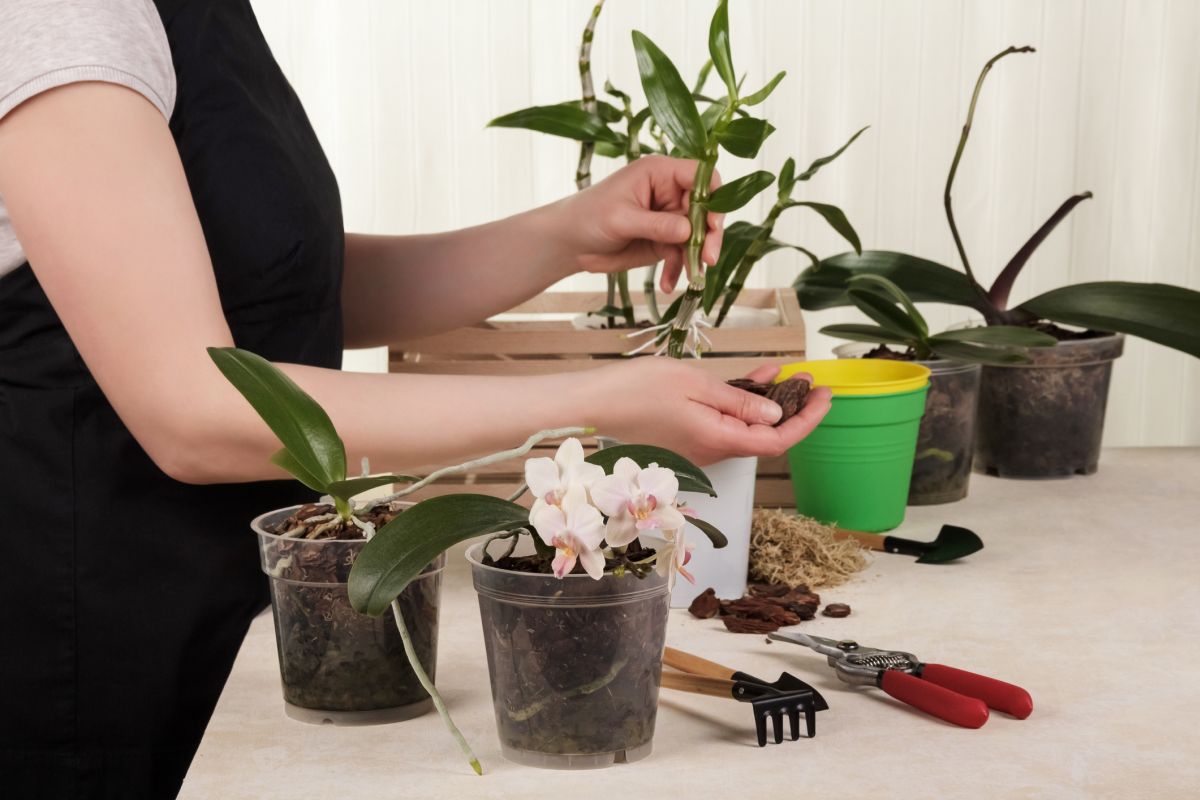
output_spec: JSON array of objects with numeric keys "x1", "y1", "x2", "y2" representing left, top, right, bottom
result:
[{"x1": 388, "y1": 288, "x2": 804, "y2": 507}]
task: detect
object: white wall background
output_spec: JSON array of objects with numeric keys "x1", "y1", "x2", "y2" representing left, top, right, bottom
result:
[{"x1": 251, "y1": 0, "x2": 1200, "y2": 447}]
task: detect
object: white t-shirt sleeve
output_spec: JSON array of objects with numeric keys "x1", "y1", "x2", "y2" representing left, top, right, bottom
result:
[
  {"x1": 0, "y1": 0, "x2": 176, "y2": 123},
  {"x1": 0, "y1": 0, "x2": 176, "y2": 276}
]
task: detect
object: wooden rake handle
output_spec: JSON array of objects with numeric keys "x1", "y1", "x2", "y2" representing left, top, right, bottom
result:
[
  {"x1": 660, "y1": 671, "x2": 738, "y2": 699},
  {"x1": 663, "y1": 646, "x2": 737, "y2": 680}
]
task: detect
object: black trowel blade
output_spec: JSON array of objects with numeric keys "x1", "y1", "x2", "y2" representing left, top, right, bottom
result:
[{"x1": 915, "y1": 525, "x2": 984, "y2": 563}]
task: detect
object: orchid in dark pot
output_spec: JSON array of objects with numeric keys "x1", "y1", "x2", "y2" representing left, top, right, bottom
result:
[{"x1": 796, "y1": 46, "x2": 1200, "y2": 478}]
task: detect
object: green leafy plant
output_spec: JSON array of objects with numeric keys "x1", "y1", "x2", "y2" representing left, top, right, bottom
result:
[
  {"x1": 492, "y1": 1, "x2": 862, "y2": 358},
  {"x1": 701, "y1": 127, "x2": 867, "y2": 327},
  {"x1": 795, "y1": 46, "x2": 1200, "y2": 358},
  {"x1": 820, "y1": 274, "x2": 1056, "y2": 364}
]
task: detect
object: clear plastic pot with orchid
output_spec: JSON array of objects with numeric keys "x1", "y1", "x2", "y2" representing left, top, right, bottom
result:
[{"x1": 350, "y1": 436, "x2": 727, "y2": 772}]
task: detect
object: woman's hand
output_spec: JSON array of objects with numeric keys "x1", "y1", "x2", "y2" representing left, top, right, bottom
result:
[
  {"x1": 581, "y1": 359, "x2": 832, "y2": 466},
  {"x1": 552, "y1": 155, "x2": 724, "y2": 292}
]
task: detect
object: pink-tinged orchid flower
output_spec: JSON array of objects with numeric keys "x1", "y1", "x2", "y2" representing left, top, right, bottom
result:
[
  {"x1": 590, "y1": 457, "x2": 686, "y2": 548},
  {"x1": 530, "y1": 483, "x2": 607, "y2": 580},
  {"x1": 525, "y1": 438, "x2": 605, "y2": 522},
  {"x1": 656, "y1": 529, "x2": 696, "y2": 585}
]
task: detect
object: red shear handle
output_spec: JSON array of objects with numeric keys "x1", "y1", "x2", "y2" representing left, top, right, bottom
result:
[
  {"x1": 920, "y1": 664, "x2": 1034, "y2": 720},
  {"x1": 880, "y1": 670, "x2": 989, "y2": 729}
]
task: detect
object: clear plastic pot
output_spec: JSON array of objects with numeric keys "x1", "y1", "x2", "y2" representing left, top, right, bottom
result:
[
  {"x1": 467, "y1": 542, "x2": 670, "y2": 769},
  {"x1": 253, "y1": 506, "x2": 444, "y2": 725},
  {"x1": 975, "y1": 334, "x2": 1125, "y2": 478},
  {"x1": 833, "y1": 344, "x2": 981, "y2": 505}
]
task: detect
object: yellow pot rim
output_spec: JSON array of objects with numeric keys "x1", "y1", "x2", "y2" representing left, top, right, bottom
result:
[{"x1": 776, "y1": 359, "x2": 931, "y2": 396}]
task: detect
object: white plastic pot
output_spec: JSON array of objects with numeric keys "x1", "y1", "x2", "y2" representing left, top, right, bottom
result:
[{"x1": 671, "y1": 456, "x2": 757, "y2": 608}]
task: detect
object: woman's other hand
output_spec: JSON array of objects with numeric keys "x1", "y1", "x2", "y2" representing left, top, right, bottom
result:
[
  {"x1": 582, "y1": 359, "x2": 832, "y2": 466},
  {"x1": 552, "y1": 155, "x2": 724, "y2": 291}
]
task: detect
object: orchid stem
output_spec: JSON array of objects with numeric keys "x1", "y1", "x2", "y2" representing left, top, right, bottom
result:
[
  {"x1": 391, "y1": 601, "x2": 482, "y2": 776},
  {"x1": 365, "y1": 426, "x2": 592, "y2": 510},
  {"x1": 945, "y1": 45, "x2": 1034, "y2": 314}
]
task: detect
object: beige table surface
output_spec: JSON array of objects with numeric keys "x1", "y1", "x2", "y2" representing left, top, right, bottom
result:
[{"x1": 181, "y1": 447, "x2": 1200, "y2": 800}]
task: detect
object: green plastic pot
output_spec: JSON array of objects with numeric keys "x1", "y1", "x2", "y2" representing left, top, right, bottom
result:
[{"x1": 786, "y1": 384, "x2": 929, "y2": 532}]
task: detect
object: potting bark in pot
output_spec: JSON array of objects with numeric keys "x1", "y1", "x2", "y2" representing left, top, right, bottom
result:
[
  {"x1": 254, "y1": 503, "x2": 443, "y2": 722},
  {"x1": 208, "y1": 347, "x2": 446, "y2": 725},
  {"x1": 349, "y1": 437, "x2": 728, "y2": 773},
  {"x1": 797, "y1": 46, "x2": 1200, "y2": 479}
]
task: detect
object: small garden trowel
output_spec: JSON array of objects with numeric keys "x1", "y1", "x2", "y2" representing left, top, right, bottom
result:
[{"x1": 835, "y1": 524, "x2": 983, "y2": 563}]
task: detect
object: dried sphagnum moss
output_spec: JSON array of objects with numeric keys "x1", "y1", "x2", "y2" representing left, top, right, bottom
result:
[{"x1": 749, "y1": 509, "x2": 869, "y2": 589}]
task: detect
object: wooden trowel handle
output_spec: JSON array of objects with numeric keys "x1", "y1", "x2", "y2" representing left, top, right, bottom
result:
[
  {"x1": 834, "y1": 527, "x2": 886, "y2": 552},
  {"x1": 663, "y1": 646, "x2": 736, "y2": 680},
  {"x1": 660, "y1": 671, "x2": 737, "y2": 699}
]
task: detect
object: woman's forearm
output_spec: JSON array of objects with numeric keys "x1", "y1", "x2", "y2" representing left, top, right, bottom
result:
[
  {"x1": 183, "y1": 364, "x2": 596, "y2": 484},
  {"x1": 342, "y1": 201, "x2": 578, "y2": 347}
]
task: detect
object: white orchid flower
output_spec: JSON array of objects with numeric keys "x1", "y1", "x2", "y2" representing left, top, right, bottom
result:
[
  {"x1": 655, "y1": 529, "x2": 696, "y2": 585},
  {"x1": 525, "y1": 437, "x2": 605, "y2": 521},
  {"x1": 531, "y1": 482, "x2": 607, "y2": 580},
  {"x1": 590, "y1": 457, "x2": 686, "y2": 548}
]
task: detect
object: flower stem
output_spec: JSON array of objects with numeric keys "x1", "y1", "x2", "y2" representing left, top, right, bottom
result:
[
  {"x1": 391, "y1": 600, "x2": 482, "y2": 776},
  {"x1": 365, "y1": 426, "x2": 592, "y2": 510},
  {"x1": 945, "y1": 46, "x2": 1034, "y2": 313}
]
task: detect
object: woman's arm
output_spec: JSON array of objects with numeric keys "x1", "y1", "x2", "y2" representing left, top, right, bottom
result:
[
  {"x1": 341, "y1": 155, "x2": 724, "y2": 346},
  {"x1": 0, "y1": 83, "x2": 829, "y2": 484}
]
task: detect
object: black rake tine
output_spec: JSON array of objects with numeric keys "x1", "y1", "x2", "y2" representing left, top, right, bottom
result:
[
  {"x1": 788, "y1": 706, "x2": 800, "y2": 741},
  {"x1": 772, "y1": 708, "x2": 785, "y2": 744},
  {"x1": 804, "y1": 696, "x2": 817, "y2": 738},
  {"x1": 754, "y1": 710, "x2": 768, "y2": 747}
]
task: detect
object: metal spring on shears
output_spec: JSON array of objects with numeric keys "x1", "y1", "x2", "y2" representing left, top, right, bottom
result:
[{"x1": 847, "y1": 653, "x2": 912, "y2": 670}]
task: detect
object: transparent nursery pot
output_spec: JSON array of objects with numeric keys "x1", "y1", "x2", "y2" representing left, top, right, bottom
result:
[
  {"x1": 834, "y1": 343, "x2": 982, "y2": 505},
  {"x1": 975, "y1": 334, "x2": 1125, "y2": 478},
  {"x1": 253, "y1": 506, "x2": 445, "y2": 725},
  {"x1": 467, "y1": 542, "x2": 670, "y2": 769}
]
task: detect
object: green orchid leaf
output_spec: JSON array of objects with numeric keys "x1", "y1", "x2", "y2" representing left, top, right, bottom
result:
[
  {"x1": 794, "y1": 251, "x2": 981, "y2": 311},
  {"x1": 847, "y1": 274, "x2": 928, "y2": 337},
  {"x1": 708, "y1": 0, "x2": 738, "y2": 100},
  {"x1": 1017, "y1": 282, "x2": 1200, "y2": 358},
  {"x1": 796, "y1": 126, "x2": 870, "y2": 181},
  {"x1": 603, "y1": 79, "x2": 630, "y2": 103},
  {"x1": 208, "y1": 347, "x2": 346, "y2": 489},
  {"x1": 773, "y1": 242, "x2": 821, "y2": 269},
  {"x1": 686, "y1": 516, "x2": 728, "y2": 549},
  {"x1": 325, "y1": 474, "x2": 419, "y2": 503},
  {"x1": 270, "y1": 449, "x2": 330, "y2": 494},
  {"x1": 594, "y1": 138, "x2": 635, "y2": 158},
  {"x1": 819, "y1": 323, "x2": 915, "y2": 347},
  {"x1": 930, "y1": 326, "x2": 1057, "y2": 348},
  {"x1": 703, "y1": 221, "x2": 763, "y2": 313},
  {"x1": 692, "y1": 58, "x2": 714, "y2": 95},
  {"x1": 488, "y1": 105, "x2": 621, "y2": 143},
  {"x1": 988, "y1": 191, "x2": 1093, "y2": 310},
  {"x1": 777, "y1": 157, "x2": 796, "y2": 196},
  {"x1": 741, "y1": 70, "x2": 787, "y2": 107},
  {"x1": 716, "y1": 117, "x2": 775, "y2": 158},
  {"x1": 707, "y1": 170, "x2": 775, "y2": 213},
  {"x1": 847, "y1": 285, "x2": 925, "y2": 340},
  {"x1": 928, "y1": 340, "x2": 1030, "y2": 366},
  {"x1": 586, "y1": 445, "x2": 715, "y2": 497},
  {"x1": 349, "y1": 495, "x2": 531, "y2": 616},
  {"x1": 785, "y1": 201, "x2": 861, "y2": 254},
  {"x1": 632, "y1": 31, "x2": 707, "y2": 159}
]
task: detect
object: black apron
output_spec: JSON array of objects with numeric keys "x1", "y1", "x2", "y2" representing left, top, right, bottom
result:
[{"x1": 0, "y1": 2, "x2": 344, "y2": 797}]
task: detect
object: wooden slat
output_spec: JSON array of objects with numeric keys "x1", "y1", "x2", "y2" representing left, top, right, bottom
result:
[
  {"x1": 389, "y1": 356, "x2": 802, "y2": 380},
  {"x1": 390, "y1": 324, "x2": 802, "y2": 356}
]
